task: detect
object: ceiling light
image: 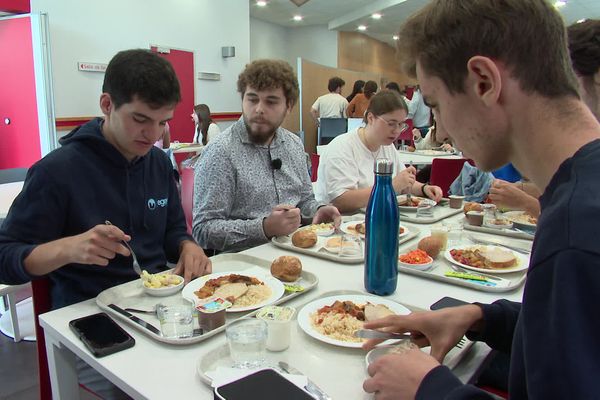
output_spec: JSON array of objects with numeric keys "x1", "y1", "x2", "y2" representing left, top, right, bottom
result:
[
  {"x1": 393, "y1": 35, "x2": 399, "y2": 41},
  {"x1": 256, "y1": 0, "x2": 267, "y2": 6},
  {"x1": 554, "y1": 0, "x2": 566, "y2": 8},
  {"x1": 293, "y1": 15, "x2": 303, "y2": 21},
  {"x1": 358, "y1": 25, "x2": 367, "y2": 31},
  {"x1": 372, "y1": 13, "x2": 382, "y2": 20},
  {"x1": 577, "y1": 18, "x2": 586, "y2": 23}
]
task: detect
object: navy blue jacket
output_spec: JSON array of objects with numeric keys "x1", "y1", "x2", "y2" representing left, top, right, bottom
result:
[
  {"x1": 0, "y1": 118, "x2": 192, "y2": 309},
  {"x1": 417, "y1": 140, "x2": 600, "y2": 399}
]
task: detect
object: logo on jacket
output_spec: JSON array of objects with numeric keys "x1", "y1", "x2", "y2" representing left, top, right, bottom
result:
[{"x1": 147, "y1": 198, "x2": 168, "y2": 210}]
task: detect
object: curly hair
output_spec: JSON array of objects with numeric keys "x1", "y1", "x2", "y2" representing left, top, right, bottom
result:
[
  {"x1": 237, "y1": 59, "x2": 299, "y2": 108},
  {"x1": 568, "y1": 19, "x2": 600, "y2": 77}
]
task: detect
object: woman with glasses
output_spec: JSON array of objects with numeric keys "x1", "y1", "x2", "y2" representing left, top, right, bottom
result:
[{"x1": 314, "y1": 90, "x2": 443, "y2": 213}]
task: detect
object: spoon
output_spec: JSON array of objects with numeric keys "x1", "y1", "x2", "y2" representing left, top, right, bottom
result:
[{"x1": 105, "y1": 220, "x2": 143, "y2": 277}]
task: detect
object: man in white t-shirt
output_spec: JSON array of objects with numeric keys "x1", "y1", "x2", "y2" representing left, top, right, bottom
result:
[
  {"x1": 310, "y1": 77, "x2": 349, "y2": 126},
  {"x1": 406, "y1": 86, "x2": 432, "y2": 136}
]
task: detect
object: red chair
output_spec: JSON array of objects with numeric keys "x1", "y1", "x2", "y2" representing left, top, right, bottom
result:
[
  {"x1": 31, "y1": 278, "x2": 52, "y2": 400},
  {"x1": 180, "y1": 167, "x2": 195, "y2": 234},
  {"x1": 396, "y1": 119, "x2": 414, "y2": 148},
  {"x1": 429, "y1": 158, "x2": 469, "y2": 197},
  {"x1": 310, "y1": 153, "x2": 320, "y2": 182}
]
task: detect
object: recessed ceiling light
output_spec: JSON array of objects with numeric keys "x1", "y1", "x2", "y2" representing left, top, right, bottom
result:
[
  {"x1": 577, "y1": 18, "x2": 586, "y2": 23},
  {"x1": 554, "y1": 0, "x2": 566, "y2": 8},
  {"x1": 293, "y1": 15, "x2": 303, "y2": 21},
  {"x1": 372, "y1": 13, "x2": 382, "y2": 20},
  {"x1": 358, "y1": 25, "x2": 367, "y2": 31},
  {"x1": 256, "y1": 0, "x2": 267, "y2": 7},
  {"x1": 393, "y1": 35, "x2": 399, "y2": 41}
]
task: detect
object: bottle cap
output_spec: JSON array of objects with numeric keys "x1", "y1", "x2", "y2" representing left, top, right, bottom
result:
[{"x1": 374, "y1": 158, "x2": 394, "y2": 174}]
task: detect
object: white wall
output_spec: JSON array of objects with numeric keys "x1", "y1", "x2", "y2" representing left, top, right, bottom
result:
[
  {"x1": 250, "y1": 18, "x2": 338, "y2": 68},
  {"x1": 31, "y1": 0, "x2": 250, "y2": 117}
]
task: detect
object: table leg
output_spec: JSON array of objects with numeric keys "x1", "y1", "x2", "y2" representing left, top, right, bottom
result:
[
  {"x1": 45, "y1": 332, "x2": 80, "y2": 399},
  {"x1": 6, "y1": 292, "x2": 21, "y2": 342}
]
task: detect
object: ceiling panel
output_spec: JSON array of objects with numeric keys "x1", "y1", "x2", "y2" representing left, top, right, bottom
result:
[{"x1": 250, "y1": 0, "x2": 600, "y2": 46}]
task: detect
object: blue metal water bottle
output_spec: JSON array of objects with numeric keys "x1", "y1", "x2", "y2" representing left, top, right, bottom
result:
[{"x1": 364, "y1": 158, "x2": 399, "y2": 295}]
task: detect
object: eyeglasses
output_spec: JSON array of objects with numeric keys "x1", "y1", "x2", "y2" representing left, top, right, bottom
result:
[{"x1": 375, "y1": 115, "x2": 409, "y2": 132}]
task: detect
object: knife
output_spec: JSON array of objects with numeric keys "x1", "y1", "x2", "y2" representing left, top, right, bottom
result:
[
  {"x1": 354, "y1": 329, "x2": 412, "y2": 340},
  {"x1": 108, "y1": 303, "x2": 162, "y2": 335},
  {"x1": 278, "y1": 361, "x2": 331, "y2": 400}
]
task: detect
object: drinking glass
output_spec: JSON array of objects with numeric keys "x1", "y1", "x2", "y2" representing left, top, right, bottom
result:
[
  {"x1": 339, "y1": 234, "x2": 362, "y2": 258},
  {"x1": 157, "y1": 304, "x2": 194, "y2": 339},
  {"x1": 226, "y1": 318, "x2": 268, "y2": 368},
  {"x1": 416, "y1": 199, "x2": 436, "y2": 218},
  {"x1": 442, "y1": 220, "x2": 464, "y2": 248}
]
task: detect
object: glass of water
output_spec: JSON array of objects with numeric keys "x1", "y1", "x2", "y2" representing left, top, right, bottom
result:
[
  {"x1": 157, "y1": 304, "x2": 194, "y2": 339},
  {"x1": 226, "y1": 318, "x2": 268, "y2": 368},
  {"x1": 416, "y1": 199, "x2": 436, "y2": 218}
]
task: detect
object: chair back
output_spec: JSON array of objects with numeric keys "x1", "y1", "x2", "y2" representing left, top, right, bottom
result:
[
  {"x1": 180, "y1": 167, "x2": 195, "y2": 234},
  {"x1": 31, "y1": 278, "x2": 52, "y2": 400},
  {"x1": 310, "y1": 153, "x2": 320, "y2": 182},
  {"x1": 0, "y1": 168, "x2": 28, "y2": 184},
  {"x1": 318, "y1": 118, "x2": 347, "y2": 145},
  {"x1": 429, "y1": 158, "x2": 468, "y2": 197}
]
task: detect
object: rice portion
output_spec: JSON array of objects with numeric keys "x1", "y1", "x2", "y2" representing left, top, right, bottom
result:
[
  {"x1": 310, "y1": 311, "x2": 363, "y2": 342},
  {"x1": 233, "y1": 284, "x2": 272, "y2": 308}
]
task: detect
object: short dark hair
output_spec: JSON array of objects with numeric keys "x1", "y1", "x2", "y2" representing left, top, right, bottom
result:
[
  {"x1": 364, "y1": 89, "x2": 408, "y2": 123},
  {"x1": 328, "y1": 77, "x2": 345, "y2": 92},
  {"x1": 385, "y1": 82, "x2": 401, "y2": 93},
  {"x1": 568, "y1": 19, "x2": 600, "y2": 77},
  {"x1": 397, "y1": 0, "x2": 579, "y2": 98},
  {"x1": 237, "y1": 59, "x2": 299, "y2": 108},
  {"x1": 102, "y1": 49, "x2": 181, "y2": 109}
]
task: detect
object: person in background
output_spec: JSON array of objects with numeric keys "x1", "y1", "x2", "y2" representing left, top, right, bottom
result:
[
  {"x1": 0, "y1": 49, "x2": 211, "y2": 399},
  {"x1": 192, "y1": 103, "x2": 221, "y2": 145},
  {"x1": 310, "y1": 76, "x2": 349, "y2": 127},
  {"x1": 193, "y1": 59, "x2": 340, "y2": 253},
  {"x1": 385, "y1": 81, "x2": 402, "y2": 94},
  {"x1": 347, "y1": 80, "x2": 378, "y2": 118},
  {"x1": 314, "y1": 89, "x2": 443, "y2": 214},
  {"x1": 412, "y1": 120, "x2": 454, "y2": 152},
  {"x1": 346, "y1": 79, "x2": 365, "y2": 103},
  {"x1": 488, "y1": 179, "x2": 541, "y2": 217},
  {"x1": 154, "y1": 121, "x2": 171, "y2": 149},
  {"x1": 406, "y1": 85, "x2": 432, "y2": 136},
  {"x1": 568, "y1": 19, "x2": 600, "y2": 121},
  {"x1": 362, "y1": 0, "x2": 600, "y2": 398}
]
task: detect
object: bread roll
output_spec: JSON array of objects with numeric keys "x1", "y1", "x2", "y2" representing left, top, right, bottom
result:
[
  {"x1": 292, "y1": 229, "x2": 317, "y2": 248},
  {"x1": 271, "y1": 256, "x2": 303, "y2": 282},
  {"x1": 418, "y1": 236, "x2": 443, "y2": 258},
  {"x1": 463, "y1": 202, "x2": 483, "y2": 214}
]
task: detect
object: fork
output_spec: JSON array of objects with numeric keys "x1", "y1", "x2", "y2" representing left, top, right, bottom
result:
[{"x1": 105, "y1": 220, "x2": 143, "y2": 277}]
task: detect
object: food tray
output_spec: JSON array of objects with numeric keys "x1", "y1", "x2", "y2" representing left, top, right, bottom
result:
[
  {"x1": 399, "y1": 204, "x2": 463, "y2": 224},
  {"x1": 397, "y1": 259, "x2": 526, "y2": 293},
  {"x1": 464, "y1": 223, "x2": 534, "y2": 241},
  {"x1": 271, "y1": 218, "x2": 420, "y2": 264},
  {"x1": 196, "y1": 290, "x2": 473, "y2": 386},
  {"x1": 397, "y1": 149, "x2": 456, "y2": 157},
  {"x1": 96, "y1": 254, "x2": 318, "y2": 345}
]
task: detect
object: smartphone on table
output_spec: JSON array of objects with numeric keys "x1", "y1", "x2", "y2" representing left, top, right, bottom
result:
[
  {"x1": 430, "y1": 296, "x2": 469, "y2": 311},
  {"x1": 214, "y1": 369, "x2": 314, "y2": 400},
  {"x1": 69, "y1": 312, "x2": 135, "y2": 357}
]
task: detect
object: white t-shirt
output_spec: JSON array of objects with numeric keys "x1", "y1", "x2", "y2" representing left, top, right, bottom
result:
[
  {"x1": 314, "y1": 129, "x2": 407, "y2": 204},
  {"x1": 407, "y1": 90, "x2": 431, "y2": 128},
  {"x1": 311, "y1": 93, "x2": 349, "y2": 118},
  {"x1": 193, "y1": 122, "x2": 221, "y2": 144}
]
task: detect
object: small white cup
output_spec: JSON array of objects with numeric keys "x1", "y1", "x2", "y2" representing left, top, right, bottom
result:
[{"x1": 256, "y1": 306, "x2": 296, "y2": 352}]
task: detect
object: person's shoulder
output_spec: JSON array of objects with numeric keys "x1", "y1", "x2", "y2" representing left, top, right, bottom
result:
[
  {"x1": 324, "y1": 130, "x2": 356, "y2": 155},
  {"x1": 280, "y1": 128, "x2": 304, "y2": 148}
]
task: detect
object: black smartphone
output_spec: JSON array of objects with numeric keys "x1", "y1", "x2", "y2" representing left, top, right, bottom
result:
[
  {"x1": 214, "y1": 369, "x2": 314, "y2": 400},
  {"x1": 69, "y1": 312, "x2": 135, "y2": 357},
  {"x1": 430, "y1": 296, "x2": 469, "y2": 311}
]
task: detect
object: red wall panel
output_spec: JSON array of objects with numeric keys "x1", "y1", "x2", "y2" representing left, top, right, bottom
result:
[{"x1": 0, "y1": 0, "x2": 30, "y2": 13}]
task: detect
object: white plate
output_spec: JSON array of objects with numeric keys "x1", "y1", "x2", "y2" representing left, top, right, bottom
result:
[
  {"x1": 297, "y1": 295, "x2": 411, "y2": 348},
  {"x1": 444, "y1": 245, "x2": 530, "y2": 274},
  {"x1": 181, "y1": 272, "x2": 285, "y2": 312},
  {"x1": 340, "y1": 221, "x2": 409, "y2": 239}
]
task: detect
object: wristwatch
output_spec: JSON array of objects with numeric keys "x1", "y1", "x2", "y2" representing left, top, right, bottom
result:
[{"x1": 421, "y1": 184, "x2": 429, "y2": 198}]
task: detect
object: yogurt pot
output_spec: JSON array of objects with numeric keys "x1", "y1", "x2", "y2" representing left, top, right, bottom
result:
[
  {"x1": 196, "y1": 297, "x2": 232, "y2": 332},
  {"x1": 448, "y1": 195, "x2": 465, "y2": 209},
  {"x1": 256, "y1": 305, "x2": 296, "y2": 352},
  {"x1": 466, "y1": 211, "x2": 484, "y2": 226}
]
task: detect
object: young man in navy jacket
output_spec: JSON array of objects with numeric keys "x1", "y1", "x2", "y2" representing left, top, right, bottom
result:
[
  {"x1": 0, "y1": 49, "x2": 211, "y2": 310},
  {"x1": 361, "y1": 1, "x2": 600, "y2": 399}
]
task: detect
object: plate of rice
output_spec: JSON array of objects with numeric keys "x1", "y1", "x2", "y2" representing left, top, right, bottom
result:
[
  {"x1": 297, "y1": 295, "x2": 411, "y2": 348},
  {"x1": 182, "y1": 272, "x2": 285, "y2": 312}
]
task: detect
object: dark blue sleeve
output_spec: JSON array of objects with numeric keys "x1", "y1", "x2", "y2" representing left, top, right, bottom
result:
[
  {"x1": 0, "y1": 165, "x2": 65, "y2": 284},
  {"x1": 416, "y1": 366, "x2": 495, "y2": 400},
  {"x1": 163, "y1": 166, "x2": 194, "y2": 262},
  {"x1": 466, "y1": 300, "x2": 521, "y2": 354}
]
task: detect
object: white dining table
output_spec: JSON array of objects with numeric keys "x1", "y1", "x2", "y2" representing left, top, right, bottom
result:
[
  {"x1": 39, "y1": 215, "x2": 528, "y2": 399},
  {"x1": 397, "y1": 150, "x2": 463, "y2": 166},
  {"x1": 0, "y1": 181, "x2": 24, "y2": 219},
  {"x1": 170, "y1": 143, "x2": 204, "y2": 154}
]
